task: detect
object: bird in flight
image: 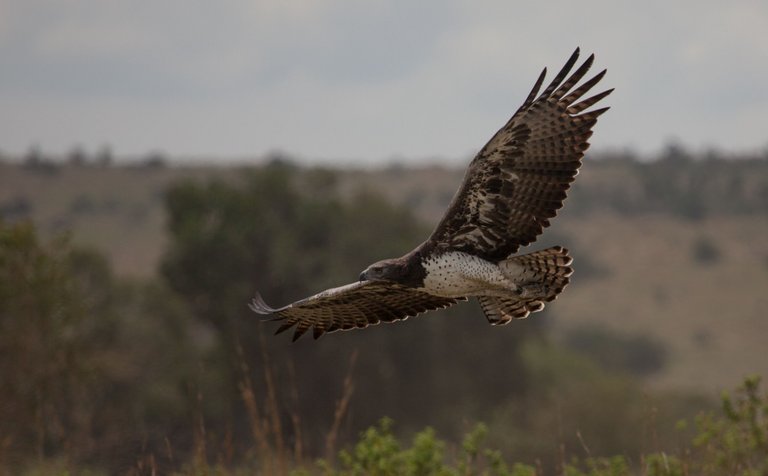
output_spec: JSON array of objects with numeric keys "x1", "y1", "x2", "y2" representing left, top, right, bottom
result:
[{"x1": 251, "y1": 48, "x2": 612, "y2": 341}]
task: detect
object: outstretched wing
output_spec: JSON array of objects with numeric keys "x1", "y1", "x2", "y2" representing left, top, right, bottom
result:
[
  {"x1": 251, "y1": 281, "x2": 462, "y2": 341},
  {"x1": 428, "y1": 48, "x2": 612, "y2": 261}
]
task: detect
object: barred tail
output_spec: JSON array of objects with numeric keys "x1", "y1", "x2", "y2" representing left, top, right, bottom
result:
[{"x1": 479, "y1": 246, "x2": 573, "y2": 325}]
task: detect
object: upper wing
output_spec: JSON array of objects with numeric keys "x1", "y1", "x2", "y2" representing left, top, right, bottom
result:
[
  {"x1": 428, "y1": 48, "x2": 612, "y2": 261},
  {"x1": 251, "y1": 281, "x2": 462, "y2": 341}
]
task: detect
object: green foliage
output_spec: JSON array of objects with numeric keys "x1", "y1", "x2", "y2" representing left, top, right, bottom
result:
[
  {"x1": 487, "y1": 340, "x2": 708, "y2": 464},
  {"x1": 555, "y1": 374, "x2": 768, "y2": 476},
  {"x1": 0, "y1": 221, "x2": 102, "y2": 464},
  {"x1": 691, "y1": 376, "x2": 768, "y2": 475},
  {"x1": 642, "y1": 454, "x2": 685, "y2": 476},
  {"x1": 309, "y1": 377, "x2": 767, "y2": 476},
  {"x1": 334, "y1": 418, "x2": 407, "y2": 475},
  {"x1": 0, "y1": 220, "x2": 205, "y2": 472},
  {"x1": 321, "y1": 419, "x2": 500, "y2": 476}
]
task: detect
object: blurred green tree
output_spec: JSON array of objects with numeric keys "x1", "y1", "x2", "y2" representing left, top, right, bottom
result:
[
  {"x1": 0, "y1": 221, "x2": 204, "y2": 472},
  {"x1": 0, "y1": 221, "x2": 103, "y2": 465}
]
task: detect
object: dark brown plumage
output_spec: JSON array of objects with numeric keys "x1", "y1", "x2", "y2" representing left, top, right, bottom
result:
[
  {"x1": 251, "y1": 281, "x2": 462, "y2": 341},
  {"x1": 427, "y1": 49, "x2": 612, "y2": 261},
  {"x1": 251, "y1": 48, "x2": 612, "y2": 341}
]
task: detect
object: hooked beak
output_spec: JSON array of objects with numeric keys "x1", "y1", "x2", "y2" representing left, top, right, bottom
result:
[{"x1": 359, "y1": 270, "x2": 367, "y2": 282}]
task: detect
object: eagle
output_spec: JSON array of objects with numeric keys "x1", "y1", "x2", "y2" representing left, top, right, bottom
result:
[{"x1": 251, "y1": 48, "x2": 612, "y2": 341}]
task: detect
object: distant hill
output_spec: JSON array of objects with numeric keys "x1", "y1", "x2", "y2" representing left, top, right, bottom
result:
[{"x1": 2, "y1": 153, "x2": 768, "y2": 392}]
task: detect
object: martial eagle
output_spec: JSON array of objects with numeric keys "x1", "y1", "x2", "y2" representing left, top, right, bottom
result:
[{"x1": 251, "y1": 48, "x2": 612, "y2": 341}]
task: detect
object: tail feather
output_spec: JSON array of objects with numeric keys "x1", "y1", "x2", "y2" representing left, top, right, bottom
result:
[{"x1": 480, "y1": 246, "x2": 573, "y2": 325}]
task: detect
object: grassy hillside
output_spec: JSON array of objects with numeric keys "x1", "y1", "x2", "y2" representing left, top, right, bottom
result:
[{"x1": 2, "y1": 156, "x2": 767, "y2": 395}]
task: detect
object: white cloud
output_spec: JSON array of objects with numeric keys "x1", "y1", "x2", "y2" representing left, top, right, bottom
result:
[{"x1": 1, "y1": 0, "x2": 767, "y2": 162}]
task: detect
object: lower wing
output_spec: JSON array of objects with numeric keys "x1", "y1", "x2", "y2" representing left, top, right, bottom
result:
[{"x1": 251, "y1": 280, "x2": 463, "y2": 341}]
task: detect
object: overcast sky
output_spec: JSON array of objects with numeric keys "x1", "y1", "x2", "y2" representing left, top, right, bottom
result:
[{"x1": 1, "y1": 0, "x2": 767, "y2": 164}]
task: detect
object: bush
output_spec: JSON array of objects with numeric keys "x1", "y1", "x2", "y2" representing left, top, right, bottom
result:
[
  {"x1": 563, "y1": 325, "x2": 668, "y2": 377},
  {"x1": 318, "y1": 419, "x2": 514, "y2": 476},
  {"x1": 691, "y1": 375, "x2": 768, "y2": 475},
  {"x1": 309, "y1": 376, "x2": 768, "y2": 476},
  {"x1": 691, "y1": 236, "x2": 721, "y2": 266}
]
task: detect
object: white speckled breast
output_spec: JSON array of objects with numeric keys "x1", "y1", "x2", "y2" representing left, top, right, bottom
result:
[{"x1": 419, "y1": 251, "x2": 513, "y2": 298}]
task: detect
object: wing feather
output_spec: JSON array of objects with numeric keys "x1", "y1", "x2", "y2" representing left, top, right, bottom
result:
[
  {"x1": 569, "y1": 89, "x2": 614, "y2": 114},
  {"x1": 427, "y1": 48, "x2": 612, "y2": 261},
  {"x1": 519, "y1": 68, "x2": 547, "y2": 111},
  {"x1": 537, "y1": 47, "x2": 581, "y2": 100},
  {"x1": 251, "y1": 281, "x2": 462, "y2": 341},
  {"x1": 552, "y1": 53, "x2": 594, "y2": 98}
]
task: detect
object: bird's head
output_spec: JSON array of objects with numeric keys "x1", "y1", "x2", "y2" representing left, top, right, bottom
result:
[{"x1": 359, "y1": 258, "x2": 403, "y2": 282}]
